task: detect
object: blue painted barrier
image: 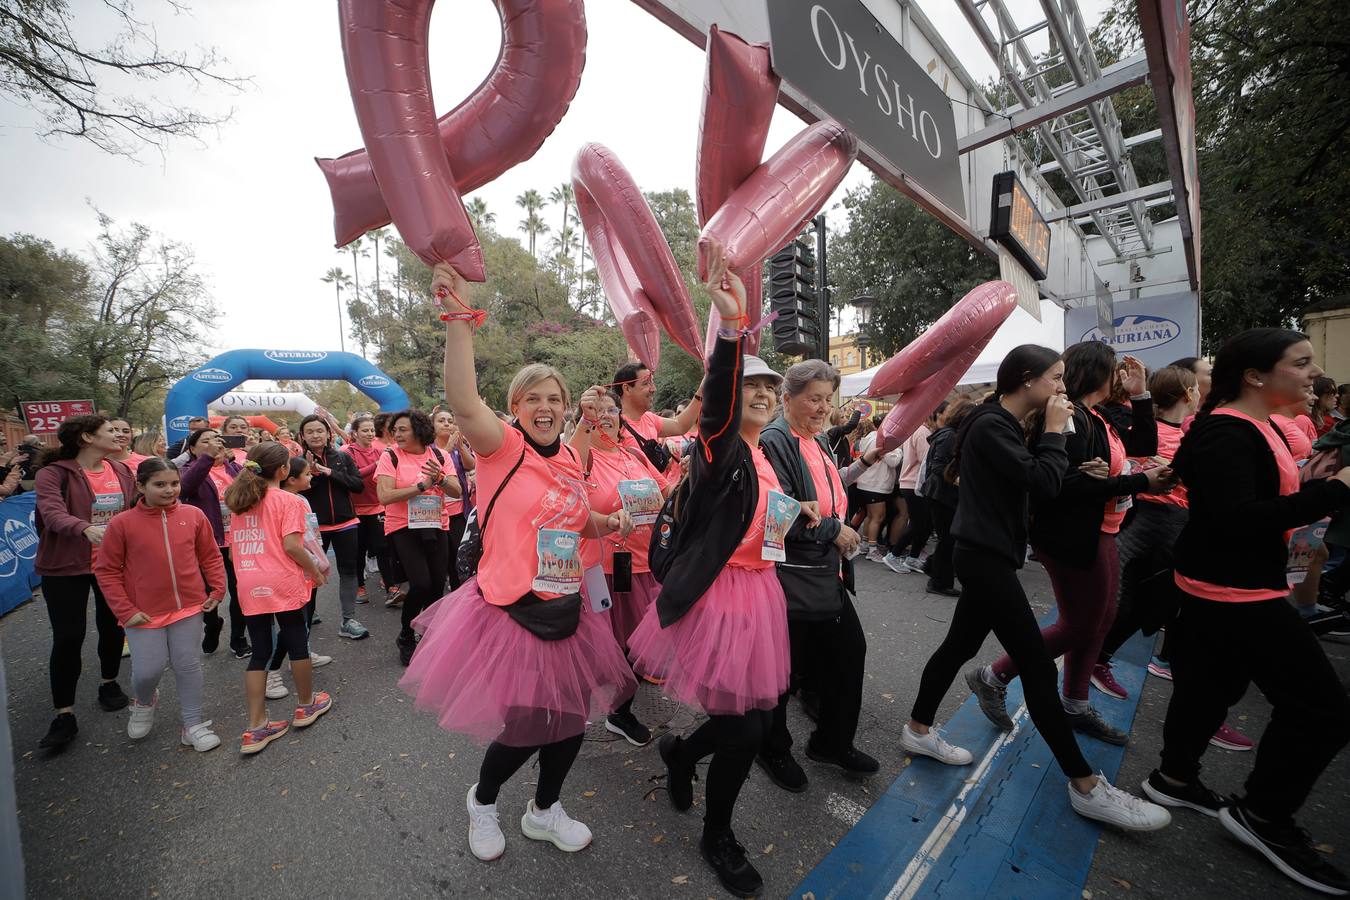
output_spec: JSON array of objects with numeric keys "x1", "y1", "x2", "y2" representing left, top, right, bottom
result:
[{"x1": 0, "y1": 492, "x2": 40, "y2": 617}]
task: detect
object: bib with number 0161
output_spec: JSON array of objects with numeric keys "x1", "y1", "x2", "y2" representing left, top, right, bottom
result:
[
  {"x1": 91, "y1": 493, "x2": 124, "y2": 527},
  {"x1": 533, "y1": 528, "x2": 582, "y2": 594},
  {"x1": 761, "y1": 490, "x2": 802, "y2": 562},
  {"x1": 219, "y1": 501, "x2": 232, "y2": 537},
  {"x1": 408, "y1": 494, "x2": 441, "y2": 529},
  {"x1": 616, "y1": 478, "x2": 663, "y2": 526}
]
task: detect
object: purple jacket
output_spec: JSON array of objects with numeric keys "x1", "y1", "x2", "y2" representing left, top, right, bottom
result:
[
  {"x1": 35, "y1": 458, "x2": 135, "y2": 577},
  {"x1": 179, "y1": 453, "x2": 242, "y2": 546}
]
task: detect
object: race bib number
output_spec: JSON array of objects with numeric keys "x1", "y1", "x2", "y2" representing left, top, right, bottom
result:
[
  {"x1": 761, "y1": 490, "x2": 802, "y2": 562},
  {"x1": 616, "y1": 478, "x2": 663, "y2": 526},
  {"x1": 408, "y1": 494, "x2": 441, "y2": 529},
  {"x1": 533, "y1": 528, "x2": 582, "y2": 594},
  {"x1": 305, "y1": 511, "x2": 322, "y2": 542},
  {"x1": 219, "y1": 501, "x2": 232, "y2": 538},
  {"x1": 91, "y1": 492, "x2": 123, "y2": 527}
]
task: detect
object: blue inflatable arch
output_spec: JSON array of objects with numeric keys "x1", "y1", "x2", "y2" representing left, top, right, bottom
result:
[{"x1": 164, "y1": 349, "x2": 410, "y2": 443}]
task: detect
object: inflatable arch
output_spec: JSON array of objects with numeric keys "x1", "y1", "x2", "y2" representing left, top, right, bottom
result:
[{"x1": 164, "y1": 349, "x2": 409, "y2": 444}]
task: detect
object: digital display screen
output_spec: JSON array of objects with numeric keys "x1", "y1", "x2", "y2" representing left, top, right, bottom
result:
[{"x1": 989, "y1": 171, "x2": 1051, "y2": 281}]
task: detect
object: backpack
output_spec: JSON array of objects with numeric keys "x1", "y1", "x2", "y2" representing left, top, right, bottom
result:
[
  {"x1": 621, "y1": 417, "x2": 673, "y2": 472},
  {"x1": 455, "y1": 446, "x2": 526, "y2": 584},
  {"x1": 647, "y1": 476, "x2": 690, "y2": 583}
]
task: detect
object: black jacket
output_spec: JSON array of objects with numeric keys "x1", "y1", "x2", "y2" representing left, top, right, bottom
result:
[
  {"x1": 920, "y1": 425, "x2": 959, "y2": 509},
  {"x1": 759, "y1": 416, "x2": 853, "y2": 620},
  {"x1": 653, "y1": 337, "x2": 760, "y2": 627},
  {"x1": 1173, "y1": 412, "x2": 1350, "y2": 593},
  {"x1": 827, "y1": 409, "x2": 863, "y2": 468},
  {"x1": 300, "y1": 446, "x2": 365, "y2": 527},
  {"x1": 952, "y1": 403, "x2": 1068, "y2": 568},
  {"x1": 1028, "y1": 399, "x2": 1156, "y2": 567}
]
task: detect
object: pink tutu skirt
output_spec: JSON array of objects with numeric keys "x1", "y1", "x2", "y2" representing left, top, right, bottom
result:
[
  {"x1": 583, "y1": 570, "x2": 660, "y2": 650},
  {"x1": 399, "y1": 578, "x2": 636, "y2": 746},
  {"x1": 626, "y1": 565, "x2": 790, "y2": 715}
]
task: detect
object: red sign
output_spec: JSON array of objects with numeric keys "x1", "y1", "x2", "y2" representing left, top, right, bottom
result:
[{"x1": 21, "y1": 400, "x2": 96, "y2": 435}]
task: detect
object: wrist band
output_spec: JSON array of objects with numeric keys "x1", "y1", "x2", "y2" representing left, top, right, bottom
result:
[
  {"x1": 435, "y1": 286, "x2": 488, "y2": 330},
  {"x1": 1131, "y1": 391, "x2": 1151, "y2": 401}
]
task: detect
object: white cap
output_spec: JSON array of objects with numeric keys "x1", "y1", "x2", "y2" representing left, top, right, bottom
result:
[{"x1": 742, "y1": 355, "x2": 784, "y2": 386}]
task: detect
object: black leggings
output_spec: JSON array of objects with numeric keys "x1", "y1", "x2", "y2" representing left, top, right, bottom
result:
[
  {"x1": 445, "y1": 513, "x2": 467, "y2": 591},
  {"x1": 202, "y1": 547, "x2": 246, "y2": 644},
  {"x1": 356, "y1": 513, "x2": 396, "y2": 589},
  {"x1": 766, "y1": 591, "x2": 866, "y2": 758},
  {"x1": 890, "y1": 489, "x2": 932, "y2": 558},
  {"x1": 1099, "y1": 501, "x2": 1188, "y2": 664},
  {"x1": 910, "y1": 544, "x2": 1092, "y2": 779},
  {"x1": 674, "y1": 710, "x2": 771, "y2": 833},
  {"x1": 387, "y1": 527, "x2": 449, "y2": 635},
  {"x1": 927, "y1": 501, "x2": 957, "y2": 589},
  {"x1": 246, "y1": 609, "x2": 309, "y2": 672},
  {"x1": 475, "y1": 733, "x2": 585, "y2": 809},
  {"x1": 42, "y1": 574, "x2": 123, "y2": 709}
]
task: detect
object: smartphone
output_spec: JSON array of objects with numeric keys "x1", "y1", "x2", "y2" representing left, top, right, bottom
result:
[
  {"x1": 222, "y1": 434, "x2": 246, "y2": 449},
  {"x1": 611, "y1": 551, "x2": 633, "y2": 593}
]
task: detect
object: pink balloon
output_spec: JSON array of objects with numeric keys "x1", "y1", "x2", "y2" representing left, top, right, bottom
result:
[
  {"x1": 318, "y1": 0, "x2": 587, "y2": 275},
  {"x1": 868, "y1": 281, "x2": 1018, "y2": 450},
  {"x1": 574, "y1": 184, "x2": 662, "y2": 370},
  {"x1": 572, "y1": 143, "x2": 703, "y2": 362}
]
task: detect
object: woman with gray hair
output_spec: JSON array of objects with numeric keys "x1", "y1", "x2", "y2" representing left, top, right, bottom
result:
[{"x1": 757, "y1": 359, "x2": 875, "y2": 791}]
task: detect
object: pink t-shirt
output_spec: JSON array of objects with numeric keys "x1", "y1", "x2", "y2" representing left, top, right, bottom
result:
[
  {"x1": 84, "y1": 463, "x2": 127, "y2": 565},
  {"x1": 374, "y1": 446, "x2": 450, "y2": 534},
  {"x1": 207, "y1": 465, "x2": 235, "y2": 546},
  {"x1": 1090, "y1": 408, "x2": 1129, "y2": 534},
  {"x1": 795, "y1": 430, "x2": 844, "y2": 519},
  {"x1": 229, "y1": 489, "x2": 311, "y2": 615},
  {"x1": 123, "y1": 452, "x2": 151, "y2": 474},
  {"x1": 475, "y1": 425, "x2": 590, "y2": 605},
  {"x1": 896, "y1": 425, "x2": 930, "y2": 490},
  {"x1": 1175, "y1": 408, "x2": 1301, "y2": 603},
  {"x1": 581, "y1": 444, "x2": 671, "y2": 574},
  {"x1": 434, "y1": 441, "x2": 464, "y2": 518},
  {"x1": 728, "y1": 444, "x2": 784, "y2": 571},
  {"x1": 1270, "y1": 414, "x2": 1316, "y2": 462},
  {"x1": 1136, "y1": 420, "x2": 1188, "y2": 509}
]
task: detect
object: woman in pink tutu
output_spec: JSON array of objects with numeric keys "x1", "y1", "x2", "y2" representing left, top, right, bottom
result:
[
  {"x1": 400, "y1": 263, "x2": 637, "y2": 864},
  {"x1": 626, "y1": 241, "x2": 806, "y2": 899},
  {"x1": 568, "y1": 387, "x2": 678, "y2": 747}
]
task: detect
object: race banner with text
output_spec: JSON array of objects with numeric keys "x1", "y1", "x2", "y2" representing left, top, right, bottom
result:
[
  {"x1": 1064, "y1": 291, "x2": 1199, "y2": 372},
  {"x1": 20, "y1": 400, "x2": 95, "y2": 436}
]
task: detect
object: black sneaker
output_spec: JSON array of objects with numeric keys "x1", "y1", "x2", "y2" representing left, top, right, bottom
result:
[
  {"x1": 1065, "y1": 705, "x2": 1128, "y2": 745},
  {"x1": 1220, "y1": 800, "x2": 1350, "y2": 896},
  {"x1": 1308, "y1": 609, "x2": 1350, "y2": 638},
  {"x1": 230, "y1": 637, "x2": 252, "y2": 660},
  {"x1": 201, "y1": 614, "x2": 223, "y2": 654},
  {"x1": 755, "y1": 751, "x2": 808, "y2": 793},
  {"x1": 38, "y1": 713, "x2": 78, "y2": 749},
  {"x1": 926, "y1": 582, "x2": 961, "y2": 597},
  {"x1": 659, "y1": 734, "x2": 697, "y2": 812},
  {"x1": 805, "y1": 741, "x2": 881, "y2": 774},
  {"x1": 396, "y1": 631, "x2": 417, "y2": 667},
  {"x1": 700, "y1": 828, "x2": 763, "y2": 899},
  {"x1": 964, "y1": 667, "x2": 1013, "y2": 730},
  {"x1": 1141, "y1": 770, "x2": 1226, "y2": 818},
  {"x1": 604, "y1": 710, "x2": 652, "y2": 746},
  {"x1": 97, "y1": 681, "x2": 129, "y2": 712}
]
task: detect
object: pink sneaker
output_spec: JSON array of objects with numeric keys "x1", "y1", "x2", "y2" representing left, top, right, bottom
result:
[
  {"x1": 1146, "y1": 658, "x2": 1173, "y2": 681},
  {"x1": 1209, "y1": 721, "x2": 1254, "y2": 751},
  {"x1": 1090, "y1": 663, "x2": 1129, "y2": 701}
]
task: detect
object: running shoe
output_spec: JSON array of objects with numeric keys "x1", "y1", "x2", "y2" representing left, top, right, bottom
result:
[
  {"x1": 604, "y1": 710, "x2": 652, "y2": 747},
  {"x1": 700, "y1": 827, "x2": 763, "y2": 899},
  {"x1": 309, "y1": 651, "x2": 332, "y2": 668},
  {"x1": 926, "y1": 582, "x2": 961, "y2": 598},
  {"x1": 804, "y1": 741, "x2": 880, "y2": 774},
  {"x1": 180, "y1": 721, "x2": 221, "y2": 752},
  {"x1": 882, "y1": 553, "x2": 912, "y2": 574},
  {"x1": 659, "y1": 734, "x2": 697, "y2": 812},
  {"x1": 866, "y1": 547, "x2": 888, "y2": 564},
  {"x1": 1210, "y1": 721, "x2": 1254, "y2": 751},
  {"x1": 126, "y1": 692, "x2": 156, "y2": 739},
  {"x1": 38, "y1": 713, "x2": 78, "y2": 749},
  {"x1": 1141, "y1": 769, "x2": 1225, "y2": 817},
  {"x1": 356, "y1": 585, "x2": 369, "y2": 604},
  {"x1": 904, "y1": 556, "x2": 925, "y2": 572},
  {"x1": 292, "y1": 691, "x2": 332, "y2": 728},
  {"x1": 466, "y1": 783, "x2": 505, "y2": 861},
  {"x1": 384, "y1": 586, "x2": 405, "y2": 608},
  {"x1": 1090, "y1": 662, "x2": 1129, "y2": 701},
  {"x1": 1220, "y1": 800, "x2": 1349, "y2": 895},
  {"x1": 899, "y1": 723, "x2": 973, "y2": 765},
  {"x1": 230, "y1": 637, "x2": 252, "y2": 660},
  {"x1": 1065, "y1": 705, "x2": 1129, "y2": 745},
  {"x1": 265, "y1": 670, "x2": 289, "y2": 700},
  {"x1": 755, "y1": 751, "x2": 808, "y2": 792},
  {"x1": 520, "y1": 800, "x2": 592, "y2": 852},
  {"x1": 240, "y1": 719, "x2": 289, "y2": 755},
  {"x1": 338, "y1": 617, "x2": 369, "y2": 640},
  {"x1": 1147, "y1": 657, "x2": 1173, "y2": 680},
  {"x1": 396, "y1": 631, "x2": 417, "y2": 667},
  {"x1": 97, "y1": 681, "x2": 129, "y2": 712},
  {"x1": 964, "y1": 667, "x2": 1013, "y2": 730},
  {"x1": 1069, "y1": 775, "x2": 1171, "y2": 831}
]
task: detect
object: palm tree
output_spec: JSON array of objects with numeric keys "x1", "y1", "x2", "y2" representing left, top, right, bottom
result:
[
  {"x1": 346, "y1": 235, "x2": 367, "y2": 307},
  {"x1": 569, "y1": 205, "x2": 588, "y2": 309},
  {"x1": 548, "y1": 224, "x2": 580, "y2": 293},
  {"x1": 321, "y1": 267, "x2": 352, "y2": 353},
  {"x1": 516, "y1": 189, "x2": 546, "y2": 256},
  {"x1": 466, "y1": 197, "x2": 496, "y2": 232}
]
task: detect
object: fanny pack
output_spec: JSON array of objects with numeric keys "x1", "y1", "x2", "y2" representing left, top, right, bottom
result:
[{"x1": 505, "y1": 591, "x2": 582, "y2": 641}]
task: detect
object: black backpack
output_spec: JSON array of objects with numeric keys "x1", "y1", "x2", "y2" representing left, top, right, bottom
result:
[
  {"x1": 455, "y1": 446, "x2": 526, "y2": 584},
  {"x1": 621, "y1": 417, "x2": 673, "y2": 472},
  {"x1": 647, "y1": 476, "x2": 689, "y2": 583}
]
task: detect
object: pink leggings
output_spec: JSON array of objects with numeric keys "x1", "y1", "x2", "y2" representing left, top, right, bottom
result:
[{"x1": 991, "y1": 531, "x2": 1118, "y2": 701}]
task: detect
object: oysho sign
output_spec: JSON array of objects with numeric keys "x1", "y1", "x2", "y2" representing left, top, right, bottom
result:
[
  {"x1": 767, "y1": 0, "x2": 965, "y2": 214},
  {"x1": 264, "y1": 350, "x2": 329, "y2": 365},
  {"x1": 219, "y1": 393, "x2": 289, "y2": 408}
]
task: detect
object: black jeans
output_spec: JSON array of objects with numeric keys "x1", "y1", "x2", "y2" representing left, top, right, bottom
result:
[
  {"x1": 475, "y1": 733, "x2": 585, "y2": 809},
  {"x1": 890, "y1": 489, "x2": 932, "y2": 559},
  {"x1": 1160, "y1": 595, "x2": 1350, "y2": 822},
  {"x1": 911, "y1": 544, "x2": 1092, "y2": 779},
  {"x1": 387, "y1": 527, "x2": 449, "y2": 635},
  {"x1": 927, "y1": 501, "x2": 957, "y2": 589},
  {"x1": 202, "y1": 547, "x2": 246, "y2": 644},
  {"x1": 42, "y1": 574, "x2": 123, "y2": 709},
  {"x1": 356, "y1": 513, "x2": 396, "y2": 590},
  {"x1": 765, "y1": 590, "x2": 866, "y2": 758},
  {"x1": 675, "y1": 710, "x2": 771, "y2": 833},
  {"x1": 1099, "y1": 501, "x2": 1187, "y2": 664}
]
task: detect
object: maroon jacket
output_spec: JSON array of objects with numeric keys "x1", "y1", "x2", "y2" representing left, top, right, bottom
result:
[{"x1": 35, "y1": 458, "x2": 136, "y2": 577}]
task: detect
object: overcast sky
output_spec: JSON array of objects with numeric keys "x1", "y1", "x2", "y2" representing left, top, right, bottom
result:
[{"x1": 0, "y1": 0, "x2": 1106, "y2": 364}]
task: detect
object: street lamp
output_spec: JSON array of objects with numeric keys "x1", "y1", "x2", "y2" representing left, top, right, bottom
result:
[{"x1": 851, "y1": 294, "x2": 876, "y2": 369}]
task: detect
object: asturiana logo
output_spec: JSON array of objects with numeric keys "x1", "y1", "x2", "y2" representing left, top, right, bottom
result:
[
  {"x1": 169, "y1": 415, "x2": 192, "y2": 431},
  {"x1": 1082, "y1": 314, "x2": 1181, "y2": 352},
  {"x1": 358, "y1": 374, "x2": 390, "y2": 389},
  {"x1": 192, "y1": 367, "x2": 233, "y2": 383},
  {"x1": 4, "y1": 518, "x2": 38, "y2": 559},
  {"x1": 264, "y1": 350, "x2": 328, "y2": 365}
]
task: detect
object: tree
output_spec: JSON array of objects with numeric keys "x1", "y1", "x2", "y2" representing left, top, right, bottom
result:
[
  {"x1": 321, "y1": 267, "x2": 351, "y2": 353},
  {"x1": 516, "y1": 189, "x2": 547, "y2": 257},
  {"x1": 0, "y1": 233, "x2": 95, "y2": 403},
  {"x1": 548, "y1": 183, "x2": 575, "y2": 280},
  {"x1": 466, "y1": 197, "x2": 495, "y2": 232},
  {"x1": 0, "y1": 0, "x2": 245, "y2": 158}
]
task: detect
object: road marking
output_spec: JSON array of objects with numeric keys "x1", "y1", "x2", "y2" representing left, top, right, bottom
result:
[{"x1": 826, "y1": 792, "x2": 868, "y2": 827}]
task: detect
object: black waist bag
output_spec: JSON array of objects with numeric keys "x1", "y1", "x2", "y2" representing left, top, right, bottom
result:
[{"x1": 506, "y1": 592, "x2": 582, "y2": 641}]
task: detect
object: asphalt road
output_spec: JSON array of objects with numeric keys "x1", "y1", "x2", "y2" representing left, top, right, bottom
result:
[{"x1": 3, "y1": 560, "x2": 1347, "y2": 899}]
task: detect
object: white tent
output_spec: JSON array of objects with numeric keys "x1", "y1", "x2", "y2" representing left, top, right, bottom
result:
[{"x1": 840, "y1": 301, "x2": 1065, "y2": 397}]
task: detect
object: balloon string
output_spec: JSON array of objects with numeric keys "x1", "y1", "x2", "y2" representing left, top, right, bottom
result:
[
  {"x1": 435, "y1": 285, "x2": 488, "y2": 331},
  {"x1": 701, "y1": 296, "x2": 745, "y2": 462}
]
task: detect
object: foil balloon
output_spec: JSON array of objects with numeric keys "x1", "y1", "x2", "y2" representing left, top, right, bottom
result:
[
  {"x1": 868, "y1": 280, "x2": 1018, "y2": 450},
  {"x1": 695, "y1": 26, "x2": 779, "y2": 358},
  {"x1": 573, "y1": 142, "x2": 703, "y2": 362},
  {"x1": 574, "y1": 182, "x2": 662, "y2": 369},
  {"x1": 319, "y1": 0, "x2": 587, "y2": 278}
]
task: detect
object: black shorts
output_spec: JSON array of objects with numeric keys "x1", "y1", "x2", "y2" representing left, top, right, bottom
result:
[{"x1": 855, "y1": 489, "x2": 893, "y2": 506}]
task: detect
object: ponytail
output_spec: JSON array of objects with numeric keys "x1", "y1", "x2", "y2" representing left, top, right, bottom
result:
[{"x1": 224, "y1": 443, "x2": 290, "y2": 514}]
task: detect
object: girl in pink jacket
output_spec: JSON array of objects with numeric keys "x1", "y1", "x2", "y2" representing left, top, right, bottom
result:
[{"x1": 94, "y1": 458, "x2": 228, "y2": 751}]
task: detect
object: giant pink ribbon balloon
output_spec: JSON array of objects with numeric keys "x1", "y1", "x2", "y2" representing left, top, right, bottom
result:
[
  {"x1": 695, "y1": 26, "x2": 779, "y2": 358},
  {"x1": 572, "y1": 142, "x2": 703, "y2": 363},
  {"x1": 867, "y1": 280, "x2": 1018, "y2": 450},
  {"x1": 319, "y1": 0, "x2": 587, "y2": 279}
]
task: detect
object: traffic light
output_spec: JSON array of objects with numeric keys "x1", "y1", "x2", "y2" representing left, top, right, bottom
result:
[{"x1": 768, "y1": 238, "x2": 819, "y2": 357}]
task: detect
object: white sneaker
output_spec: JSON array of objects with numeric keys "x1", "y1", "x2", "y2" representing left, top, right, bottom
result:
[
  {"x1": 866, "y1": 547, "x2": 888, "y2": 564},
  {"x1": 127, "y1": 694, "x2": 156, "y2": 740},
  {"x1": 466, "y1": 784, "x2": 505, "y2": 861},
  {"x1": 882, "y1": 553, "x2": 913, "y2": 574},
  {"x1": 265, "y1": 671, "x2": 289, "y2": 700},
  {"x1": 1069, "y1": 774, "x2": 1171, "y2": 831},
  {"x1": 904, "y1": 556, "x2": 924, "y2": 571},
  {"x1": 520, "y1": 799, "x2": 592, "y2": 852},
  {"x1": 180, "y1": 721, "x2": 221, "y2": 752},
  {"x1": 309, "y1": 651, "x2": 333, "y2": 668},
  {"x1": 899, "y1": 723, "x2": 973, "y2": 765}
]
